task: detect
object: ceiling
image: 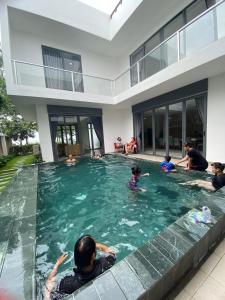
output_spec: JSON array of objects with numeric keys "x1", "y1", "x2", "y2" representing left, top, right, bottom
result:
[{"x1": 8, "y1": 0, "x2": 192, "y2": 58}]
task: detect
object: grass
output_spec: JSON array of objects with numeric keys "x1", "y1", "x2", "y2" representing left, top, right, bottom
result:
[
  {"x1": 0, "y1": 155, "x2": 36, "y2": 194},
  {"x1": 0, "y1": 155, "x2": 36, "y2": 171}
]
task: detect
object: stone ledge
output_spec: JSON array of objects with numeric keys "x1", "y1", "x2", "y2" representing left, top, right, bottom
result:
[
  {"x1": 72, "y1": 196, "x2": 225, "y2": 300},
  {"x1": 0, "y1": 166, "x2": 38, "y2": 300}
]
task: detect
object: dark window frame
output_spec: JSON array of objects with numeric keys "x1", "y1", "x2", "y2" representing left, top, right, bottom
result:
[{"x1": 129, "y1": 0, "x2": 210, "y2": 71}]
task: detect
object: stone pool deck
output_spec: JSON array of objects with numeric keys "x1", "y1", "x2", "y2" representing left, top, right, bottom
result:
[
  {"x1": 175, "y1": 237, "x2": 225, "y2": 299},
  {"x1": 0, "y1": 166, "x2": 38, "y2": 300}
]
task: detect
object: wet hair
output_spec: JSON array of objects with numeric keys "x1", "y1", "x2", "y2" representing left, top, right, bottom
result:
[
  {"x1": 184, "y1": 143, "x2": 192, "y2": 148},
  {"x1": 74, "y1": 235, "x2": 96, "y2": 270},
  {"x1": 131, "y1": 165, "x2": 141, "y2": 176},
  {"x1": 165, "y1": 156, "x2": 171, "y2": 162},
  {"x1": 211, "y1": 162, "x2": 225, "y2": 172}
]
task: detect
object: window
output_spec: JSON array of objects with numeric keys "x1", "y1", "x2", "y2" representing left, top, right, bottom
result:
[
  {"x1": 163, "y1": 13, "x2": 185, "y2": 40},
  {"x1": 185, "y1": 0, "x2": 207, "y2": 23},
  {"x1": 130, "y1": 0, "x2": 210, "y2": 72},
  {"x1": 145, "y1": 32, "x2": 161, "y2": 54},
  {"x1": 42, "y1": 46, "x2": 84, "y2": 92},
  {"x1": 55, "y1": 125, "x2": 77, "y2": 145},
  {"x1": 130, "y1": 46, "x2": 145, "y2": 86}
]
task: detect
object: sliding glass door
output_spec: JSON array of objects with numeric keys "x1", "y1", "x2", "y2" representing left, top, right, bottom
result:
[
  {"x1": 141, "y1": 94, "x2": 207, "y2": 157},
  {"x1": 155, "y1": 107, "x2": 166, "y2": 156},
  {"x1": 186, "y1": 97, "x2": 205, "y2": 152},
  {"x1": 143, "y1": 110, "x2": 153, "y2": 154},
  {"x1": 169, "y1": 102, "x2": 183, "y2": 157}
]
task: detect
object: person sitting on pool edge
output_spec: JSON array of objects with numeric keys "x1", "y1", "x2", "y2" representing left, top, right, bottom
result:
[
  {"x1": 128, "y1": 165, "x2": 149, "y2": 192},
  {"x1": 66, "y1": 154, "x2": 77, "y2": 166},
  {"x1": 176, "y1": 143, "x2": 208, "y2": 171},
  {"x1": 45, "y1": 235, "x2": 116, "y2": 299},
  {"x1": 124, "y1": 137, "x2": 137, "y2": 155},
  {"x1": 160, "y1": 156, "x2": 176, "y2": 173},
  {"x1": 180, "y1": 162, "x2": 225, "y2": 192}
]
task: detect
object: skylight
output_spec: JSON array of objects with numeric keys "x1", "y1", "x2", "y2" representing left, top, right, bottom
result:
[{"x1": 78, "y1": 0, "x2": 120, "y2": 15}]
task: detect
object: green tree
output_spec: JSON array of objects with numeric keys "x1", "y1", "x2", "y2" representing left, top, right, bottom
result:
[
  {"x1": 1, "y1": 116, "x2": 37, "y2": 145},
  {"x1": 0, "y1": 48, "x2": 38, "y2": 145}
]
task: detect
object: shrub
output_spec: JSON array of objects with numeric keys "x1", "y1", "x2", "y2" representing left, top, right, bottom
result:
[
  {"x1": 33, "y1": 154, "x2": 43, "y2": 164},
  {"x1": 0, "y1": 153, "x2": 16, "y2": 168},
  {"x1": 9, "y1": 144, "x2": 35, "y2": 155}
]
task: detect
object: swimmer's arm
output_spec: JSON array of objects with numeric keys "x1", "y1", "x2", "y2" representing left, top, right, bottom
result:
[
  {"x1": 96, "y1": 242, "x2": 115, "y2": 255},
  {"x1": 44, "y1": 254, "x2": 68, "y2": 300},
  {"x1": 141, "y1": 173, "x2": 150, "y2": 177},
  {"x1": 176, "y1": 155, "x2": 188, "y2": 165}
]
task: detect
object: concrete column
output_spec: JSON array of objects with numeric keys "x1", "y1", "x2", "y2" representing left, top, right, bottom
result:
[
  {"x1": 207, "y1": 73, "x2": 225, "y2": 162},
  {"x1": 35, "y1": 104, "x2": 54, "y2": 162}
]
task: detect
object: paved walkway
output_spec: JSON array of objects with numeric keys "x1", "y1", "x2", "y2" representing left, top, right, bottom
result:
[{"x1": 175, "y1": 238, "x2": 225, "y2": 300}]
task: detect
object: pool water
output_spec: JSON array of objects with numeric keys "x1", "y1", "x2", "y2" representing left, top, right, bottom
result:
[{"x1": 36, "y1": 155, "x2": 212, "y2": 291}]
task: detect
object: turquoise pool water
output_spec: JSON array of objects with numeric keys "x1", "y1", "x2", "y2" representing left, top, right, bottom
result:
[{"x1": 36, "y1": 155, "x2": 212, "y2": 290}]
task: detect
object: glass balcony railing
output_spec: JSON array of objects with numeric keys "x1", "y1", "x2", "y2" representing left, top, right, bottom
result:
[
  {"x1": 11, "y1": 0, "x2": 225, "y2": 97},
  {"x1": 12, "y1": 60, "x2": 113, "y2": 96},
  {"x1": 115, "y1": 0, "x2": 225, "y2": 95}
]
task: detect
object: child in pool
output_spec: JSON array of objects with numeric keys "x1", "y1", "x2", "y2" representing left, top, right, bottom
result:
[
  {"x1": 128, "y1": 165, "x2": 149, "y2": 192},
  {"x1": 160, "y1": 156, "x2": 176, "y2": 173}
]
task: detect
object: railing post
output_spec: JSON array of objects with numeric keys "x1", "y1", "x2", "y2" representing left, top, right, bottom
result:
[
  {"x1": 71, "y1": 71, "x2": 75, "y2": 92},
  {"x1": 137, "y1": 61, "x2": 140, "y2": 83},
  {"x1": 13, "y1": 60, "x2": 18, "y2": 84},
  {"x1": 177, "y1": 31, "x2": 180, "y2": 61}
]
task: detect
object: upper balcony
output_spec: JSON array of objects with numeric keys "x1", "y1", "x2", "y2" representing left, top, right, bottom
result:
[{"x1": 9, "y1": 0, "x2": 225, "y2": 105}]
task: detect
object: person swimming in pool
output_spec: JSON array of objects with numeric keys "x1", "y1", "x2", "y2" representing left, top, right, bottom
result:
[
  {"x1": 128, "y1": 165, "x2": 149, "y2": 192},
  {"x1": 160, "y1": 156, "x2": 177, "y2": 173},
  {"x1": 180, "y1": 162, "x2": 225, "y2": 192},
  {"x1": 45, "y1": 235, "x2": 116, "y2": 299},
  {"x1": 66, "y1": 154, "x2": 77, "y2": 166}
]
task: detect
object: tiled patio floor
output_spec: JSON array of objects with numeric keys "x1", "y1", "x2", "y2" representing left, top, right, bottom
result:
[{"x1": 175, "y1": 238, "x2": 225, "y2": 300}]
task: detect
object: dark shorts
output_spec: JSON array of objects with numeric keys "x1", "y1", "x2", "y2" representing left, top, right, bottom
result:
[{"x1": 190, "y1": 165, "x2": 208, "y2": 171}]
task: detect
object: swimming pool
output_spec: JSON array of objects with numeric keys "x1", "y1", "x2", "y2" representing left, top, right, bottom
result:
[{"x1": 36, "y1": 155, "x2": 213, "y2": 293}]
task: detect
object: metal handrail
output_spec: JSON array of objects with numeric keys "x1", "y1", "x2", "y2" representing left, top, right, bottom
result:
[
  {"x1": 11, "y1": 0, "x2": 225, "y2": 91},
  {"x1": 114, "y1": 0, "x2": 225, "y2": 81},
  {"x1": 110, "y1": 0, "x2": 122, "y2": 19},
  {"x1": 11, "y1": 59, "x2": 113, "y2": 82}
]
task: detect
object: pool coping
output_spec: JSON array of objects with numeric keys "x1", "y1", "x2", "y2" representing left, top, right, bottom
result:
[{"x1": 0, "y1": 165, "x2": 38, "y2": 300}]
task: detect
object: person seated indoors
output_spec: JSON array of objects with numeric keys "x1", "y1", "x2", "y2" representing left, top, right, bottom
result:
[
  {"x1": 66, "y1": 154, "x2": 76, "y2": 166},
  {"x1": 114, "y1": 137, "x2": 123, "y2": 152},
  {"x1": 124, "y1": 137, "x2": 137, "y2": 156},
  {"x1": 160, "y1": 156, "x2": 177, "y2": 173},
  {"x1": 45, "y1": 235, "x2": 116, "y2": 299},
  {"x1": 180, "y1": 162, "x2": 225, "y2": 192},
  {"x1": 128, "y1": 165, "x2": 149, "y2": 192},
  {"x1": 176, "y1": 143, "x2": 208, "y2": 171}
]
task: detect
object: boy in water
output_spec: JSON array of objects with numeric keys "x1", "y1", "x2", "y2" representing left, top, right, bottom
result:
[{"x1": 160, "y1": 156, "x2": 176, "y2": 173}]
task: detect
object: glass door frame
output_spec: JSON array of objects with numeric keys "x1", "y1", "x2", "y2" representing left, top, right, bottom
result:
[{"x1": 140, "y1": 93, "x2": 207, "y2": 158}]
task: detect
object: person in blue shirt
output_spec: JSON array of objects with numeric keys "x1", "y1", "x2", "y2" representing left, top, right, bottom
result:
[{"x1": 160, "y1": 156, "x2": 176, "y2": 173}]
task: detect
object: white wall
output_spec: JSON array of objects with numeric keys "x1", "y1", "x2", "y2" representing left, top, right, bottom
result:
[
  {"x1": 10, "y1": 28, "x2": 117, "y2": 80},
  {"x1": 102, "y1": 106, "x2": 133, "y2": 153},
  {"x1": 35, "y1": 104, "x2": 54, "y2": 162},
  {"x1": 5, "y1": 0, "x2": 110, "y2": 39},
  {"x1": 207, "y1": 72, "x2": 225, "y2": 163}
]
